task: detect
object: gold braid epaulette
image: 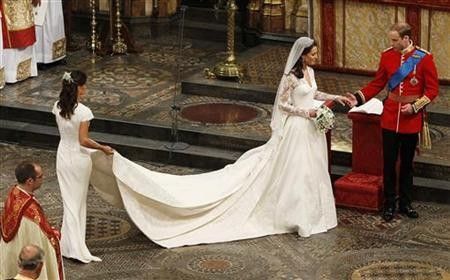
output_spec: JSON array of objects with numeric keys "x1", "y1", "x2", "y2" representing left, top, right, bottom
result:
[
  {"x1": 415, "y1": 46, "x2": 430, "y2": 54},
  {"x1": 412, "y1": 96, "x2": 431, "y2": 113}
]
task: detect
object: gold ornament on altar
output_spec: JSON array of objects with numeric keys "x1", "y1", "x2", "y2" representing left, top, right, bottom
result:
[
  {"x1": 205, "y1": 0, "x2": 244, "y2": 82},
  {"x1": 112, "y1": 0, "x2": 127, "y2": 54},
  {"x1": 88, "y1": 0, "x2": 101, "y2": 58}
]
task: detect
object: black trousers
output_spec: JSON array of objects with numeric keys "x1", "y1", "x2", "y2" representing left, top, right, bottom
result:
[{"x1": 382, "y1": 129, "x2": 418, "y2": 208}]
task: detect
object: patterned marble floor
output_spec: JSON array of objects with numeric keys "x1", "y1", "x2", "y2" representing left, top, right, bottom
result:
[
  {"x1": 1, "y1": 33, "x2": 449, "y2": 165},
  {"x1": 1, "y1": 143, "x2": 449, "y2": 280}
]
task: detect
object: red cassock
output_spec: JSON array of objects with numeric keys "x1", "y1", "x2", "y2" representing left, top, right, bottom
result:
[{"x1": 358, "y1": 46, "x2": 439, "y2": 134}]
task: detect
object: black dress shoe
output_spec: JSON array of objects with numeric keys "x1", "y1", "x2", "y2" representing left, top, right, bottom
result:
[
  {"x1": 382, "y1": 207, "x2": 395, "y2": 222},
  {"x1": 399, "y1": 205, "x2": 419, "y2": 218}
]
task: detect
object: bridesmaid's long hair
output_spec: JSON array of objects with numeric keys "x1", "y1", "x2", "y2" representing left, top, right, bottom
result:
[
  {"x1": 58, "y1": 70, "x2": 87, "y2": 119},
  {"x1": 292, "y1": 41, "x2": 317, "y2": 79}
]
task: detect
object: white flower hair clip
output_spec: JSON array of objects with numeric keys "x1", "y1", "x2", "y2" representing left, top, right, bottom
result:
[{"x1": 62, "y1": 72, "x2": 74, "y2": 83}]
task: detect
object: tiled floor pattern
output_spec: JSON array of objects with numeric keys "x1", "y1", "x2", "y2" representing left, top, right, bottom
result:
[
  {"x1": 1, "y1": 34, "x2": 449, "y2": 165},
  {"x1": 1, "y1": 143, "x2": 449, "y2": 279}
]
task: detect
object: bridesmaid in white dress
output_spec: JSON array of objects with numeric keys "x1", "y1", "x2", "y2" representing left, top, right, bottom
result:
[
  {"x1": 89, "y1": 37, "x2": 351, "y2": 248},
  {"x1": 52, "y1": 70, "x2": 113, "y2": 263}
]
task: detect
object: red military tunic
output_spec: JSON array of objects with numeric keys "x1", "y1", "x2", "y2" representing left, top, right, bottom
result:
[{"x1": 356, "y1": 44, "x2": 439, "y2": 134}]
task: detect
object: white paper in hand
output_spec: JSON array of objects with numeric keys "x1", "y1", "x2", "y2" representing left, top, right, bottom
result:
[{"x1": 349, "y1": 98, "x2": 383, "y2": 115}]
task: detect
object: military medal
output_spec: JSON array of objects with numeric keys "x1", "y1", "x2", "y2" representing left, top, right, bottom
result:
[{"x1": 410, "y1": 65, "x2": 418, "y2": 86}]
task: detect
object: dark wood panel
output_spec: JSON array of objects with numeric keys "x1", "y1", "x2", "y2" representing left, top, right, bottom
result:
[
  {"x1": 406, "y1": 6, "x2": 421, "y2": 43},
  {"x1": 321, "y1": 0, "x2": 336, "y2": 65}
]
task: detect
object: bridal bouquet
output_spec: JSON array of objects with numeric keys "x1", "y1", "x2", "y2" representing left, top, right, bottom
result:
[{"x1": 313, "y1": 105, "x2": 335, "y2": 133}]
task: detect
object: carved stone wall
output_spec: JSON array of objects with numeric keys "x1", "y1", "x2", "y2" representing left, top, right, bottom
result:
[
  {"x1": 247, "y1": 0, "x2": 309, "y2": 33},
  {"x1": 73, "y1": 0, "x2": 179, "y2": 17}
]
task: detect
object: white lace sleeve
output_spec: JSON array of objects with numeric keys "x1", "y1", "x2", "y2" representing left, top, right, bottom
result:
[
  {"x1": 278, "y1": 74, "x2": 311, "y2": 119},
  {"x1": 309, "y1": 67, "x2": 338, "y2": 101},
  {"x1": 314, "y1": 90, "x2": 338, "y2": 101}
]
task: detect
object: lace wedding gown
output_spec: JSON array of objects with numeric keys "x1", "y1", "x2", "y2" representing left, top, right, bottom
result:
[
  {"x1": 90, "y1": 68, "x2": 337, "y2": 248},
  {"x1": 53, "y1": 102, "x2": 101, "y2": 263}
]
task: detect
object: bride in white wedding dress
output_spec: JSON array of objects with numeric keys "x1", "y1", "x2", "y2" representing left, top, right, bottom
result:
[{"x1": 90, "y1": 37, "x2": 349, "y2": 248}]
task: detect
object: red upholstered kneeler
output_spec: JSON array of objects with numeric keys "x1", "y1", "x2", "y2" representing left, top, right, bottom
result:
[
  {"x1": 334, "y1": 172, "x2": 383, "y2": 210},
  {"x1": 334, "y1": 113, "x2": 384, "y2": 211}
]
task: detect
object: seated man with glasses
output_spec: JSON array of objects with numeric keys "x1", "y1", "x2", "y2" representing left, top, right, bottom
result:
[{"x1": 1, "y1": 162, "x2": 64, "y2": 280}]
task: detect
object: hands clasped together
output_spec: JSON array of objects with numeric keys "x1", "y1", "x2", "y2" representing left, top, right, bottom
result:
[
  {"x1": 308, "y1": 95, "x2": 353, "y2": 118},
  {"x1": 344, "y1": 92, "x2": 414, "y2": 115}
]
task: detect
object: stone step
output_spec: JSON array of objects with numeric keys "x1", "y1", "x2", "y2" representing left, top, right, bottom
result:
[
  {"x1": 2, "y1": 105, "x2": 449, "y2": 181},
  {"x1": 0, "y1": 104, "x2": 264, "y2": 152},
  {"x1": 182, "y1": 72, "x2": 276, "y2": 104},
  {"x1": 184, "y1": 7, "x2": 241, "y2": 25},
  {"x1": 183, "y1": 19, "x2": 244, "y2": 44},
  {"x1": 1, "y1": 120, "x2": 448, "y2": 205},
  {"x1": 0, "y1": 119, "x2": 239, "y2": 170}
]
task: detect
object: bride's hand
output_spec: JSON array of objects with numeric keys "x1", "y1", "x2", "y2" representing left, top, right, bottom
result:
[
  {"x1": 308, "y1": 109, "x2": 317, "y2": 118},
  {"x1": 101, "y1": 145, "x2": 114, "y2": 155},
  {"x1": 334, "y1": 95, "x2": 350, "y2": 106}
]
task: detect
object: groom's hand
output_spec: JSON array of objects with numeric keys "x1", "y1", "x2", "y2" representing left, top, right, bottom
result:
[{"x1": 400, "y1": 103, "x2": 414, "y2": 115}]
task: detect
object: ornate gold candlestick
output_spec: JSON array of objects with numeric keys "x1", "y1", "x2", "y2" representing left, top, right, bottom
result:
[
  {"x1": 112, "y1": 0, "x2": 127, "y2": 54},
  {"x1": 205, "y1": 0, "x2": 244, "y2": 82},
  {"x1": 88, "y1": 0, "x2": 101, "y2": 56}
]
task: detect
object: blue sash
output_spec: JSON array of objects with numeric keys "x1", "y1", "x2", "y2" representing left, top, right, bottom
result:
[{"x1": 387, "y1": 49, "x2": 426, "y2": 91}]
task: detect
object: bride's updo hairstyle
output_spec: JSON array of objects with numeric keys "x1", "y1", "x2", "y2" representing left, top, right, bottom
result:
[
  {"x1": 292, "y1": 41, "x2": 316, "y2": 79},
  {"x1": 58, "y1": 70, "x2": 87, "y2": 119}
]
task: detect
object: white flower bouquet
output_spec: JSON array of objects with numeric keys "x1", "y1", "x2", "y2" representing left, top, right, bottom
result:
[{"x1": 313, "y1": 105, "x2": 335, "y2": 133}]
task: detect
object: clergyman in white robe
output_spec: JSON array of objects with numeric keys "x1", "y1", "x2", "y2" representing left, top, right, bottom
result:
[{"x1": 34, "y1": 0, "x2": 66, "y2": 64}]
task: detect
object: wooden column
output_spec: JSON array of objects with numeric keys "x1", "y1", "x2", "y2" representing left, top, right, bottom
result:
[
  {"x1": 320, "y1": 0, "x2": 335, "y2": 66},
  {"x1": 261, "y1": 0, "x2": 285, "y2": 33},
  {"x1": 406, "y1": 6, "x2": 421, "y2": 44},
  {"x1": 247, "y1": 0, "x2": 261, "y2": 29}
]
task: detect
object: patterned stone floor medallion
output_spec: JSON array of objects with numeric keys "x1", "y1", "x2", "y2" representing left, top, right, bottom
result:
[
  {"x1": 351, "y1": 261, "x2": 450, "y2": 280},
  {"x1": 180, "y1": 102, "x2": 264, "y2": 125},
  {"x1": 90, "y1": 63, "x2": 172, "y2": 92},
  {"x1": 407, "y1": 217, "x2": 450, "y2": 249},
  {"x1": 156, "y1": 247, "x2": 271, "y2": 279},
  {"x1": 316, "y1": 248, "x2": 450, "y2": 280},
  {"x1": 84, "y1": 213, "x2": 132, "y2": 243}
]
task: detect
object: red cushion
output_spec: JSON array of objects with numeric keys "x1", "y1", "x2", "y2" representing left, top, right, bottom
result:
[{"x1": 334, "y1": 172, "x2": 383, "y2": 211}]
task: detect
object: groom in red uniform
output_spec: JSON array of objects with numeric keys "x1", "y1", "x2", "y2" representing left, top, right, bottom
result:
[{"x1": 347, "y1": 22, "x2": 439, "y2": 222}]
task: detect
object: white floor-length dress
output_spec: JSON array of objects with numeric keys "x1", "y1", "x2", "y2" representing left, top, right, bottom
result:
[
  {"x1": 53, "y1": 102, "x2": 101, "y2": 263},
  {"x1": 90, "y1": 67, "x2": 338, "y2": 248}
]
